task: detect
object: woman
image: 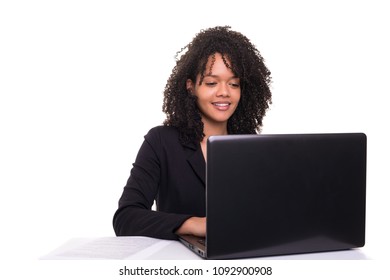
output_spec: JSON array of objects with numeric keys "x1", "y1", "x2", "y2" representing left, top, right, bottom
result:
[{"x1": 113, "y1": 26, "x2": 272, "y2": 240}]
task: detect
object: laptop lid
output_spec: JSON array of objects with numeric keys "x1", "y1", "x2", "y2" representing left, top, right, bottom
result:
[{"x1": 205, "y1": 133, "x2": 366, "y2": 259}]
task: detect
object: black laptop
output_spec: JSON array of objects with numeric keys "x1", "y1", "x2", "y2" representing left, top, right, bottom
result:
[{"x1": 178, "y1": 133, "x2": 367, "y2": 259}]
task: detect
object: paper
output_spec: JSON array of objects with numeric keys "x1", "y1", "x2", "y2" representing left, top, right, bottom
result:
[{"x1": 41, "y1": 236, "x2": 174, "y2": 260}]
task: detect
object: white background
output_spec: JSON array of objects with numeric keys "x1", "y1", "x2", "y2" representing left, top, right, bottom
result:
[{"x1": 1, "y1": 0, "x2": 389, "y2": 278}]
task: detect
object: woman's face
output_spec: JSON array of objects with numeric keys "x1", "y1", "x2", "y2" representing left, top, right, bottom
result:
[{"x1": 187, "y1": 53, "x2": 241, "y2": 129}]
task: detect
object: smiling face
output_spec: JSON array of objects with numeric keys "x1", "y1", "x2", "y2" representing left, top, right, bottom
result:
[{"x1": 187, "y1": 53, "x2": 241, "y2": 133}]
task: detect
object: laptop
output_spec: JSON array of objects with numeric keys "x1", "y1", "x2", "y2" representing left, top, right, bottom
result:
[{"x1": 178, "y1": 133, "x2": 367, "y2": 259}]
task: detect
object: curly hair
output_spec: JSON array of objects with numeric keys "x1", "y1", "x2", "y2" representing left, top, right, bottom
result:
[{"x1": 162, "y1": 26, "x2": 272, "y2": 145}]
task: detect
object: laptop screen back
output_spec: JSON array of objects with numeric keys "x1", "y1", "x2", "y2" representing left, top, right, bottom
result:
[{"x1": 206, "y1": 133, "x2": 366, "y2": 259}]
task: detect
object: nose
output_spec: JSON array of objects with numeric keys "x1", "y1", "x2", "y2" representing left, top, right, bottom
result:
[{"x1": 216, "y1": 83, "x2": 230, "y2": 97}]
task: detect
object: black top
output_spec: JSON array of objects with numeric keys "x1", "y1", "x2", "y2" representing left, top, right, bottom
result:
[{"x1": 113, "y1": 126, "x2": 206, "y2": 240}]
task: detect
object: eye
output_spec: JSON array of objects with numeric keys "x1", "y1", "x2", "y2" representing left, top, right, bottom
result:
[
  {"x1": 205, "y1": 82, "x2": 217, "y2": 86},
  {"x1": 229, "y1": 82, "x2": 240, "y2": 88}
]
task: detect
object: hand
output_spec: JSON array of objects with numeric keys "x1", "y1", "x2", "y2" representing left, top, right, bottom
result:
[{"x1": 176, "y1": 217, "x2": 206, "y2": 237}]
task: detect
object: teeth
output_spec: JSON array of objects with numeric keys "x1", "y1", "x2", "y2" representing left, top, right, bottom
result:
[{"x1": 213, "y1": 103, "x2": 230, "y2": 107}]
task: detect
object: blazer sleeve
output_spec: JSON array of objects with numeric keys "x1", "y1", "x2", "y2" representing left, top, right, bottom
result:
[{"x1": 113, "y1": 127, "x2": 192, "y2": 240}]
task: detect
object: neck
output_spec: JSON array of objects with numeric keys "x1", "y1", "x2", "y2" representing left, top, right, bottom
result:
[
  {"x1": 202, "y1": 121, "x2": 228, "y2": 143},
  {"x1": 200, "y1": 121, "x2": 228, "y2": 163}
]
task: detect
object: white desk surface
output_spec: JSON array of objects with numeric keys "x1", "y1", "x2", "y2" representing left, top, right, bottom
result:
[{"x1": 40, "y1": 236, "x2": 368, "y2": 260}]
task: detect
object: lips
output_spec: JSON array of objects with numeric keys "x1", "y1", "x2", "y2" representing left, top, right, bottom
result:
[{"x1": 212, "y1": 102, "x2": 231, "y2": 111}]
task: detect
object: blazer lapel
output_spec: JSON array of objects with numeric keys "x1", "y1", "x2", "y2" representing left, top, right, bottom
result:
[{"x1": 184, "y1": 142, "x2": 206, "y2": 186}]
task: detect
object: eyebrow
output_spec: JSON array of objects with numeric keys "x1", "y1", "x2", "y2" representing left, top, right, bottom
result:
[{"x1": 203, "y1": 74, "x2": 239, "y2": 79}]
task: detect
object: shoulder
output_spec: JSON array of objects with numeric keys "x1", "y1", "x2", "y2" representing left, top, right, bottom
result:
[
  {"x1": 145, "y1": 125, "x2": 179, "y2": 140},
  {"x1": 142, "y1": 126, "x2": 187, "y2": 160},
  {"x1": 144, "y1": 125, "x2": 197, "y2": 152},
  {"x1": 144, "y1": 125, "x2": 181, "y2": 147}
]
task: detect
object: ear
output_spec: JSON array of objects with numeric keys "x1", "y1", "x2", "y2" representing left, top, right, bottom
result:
[{"x1": 186, "y1": 79, "x2": 194, "y2": 94}]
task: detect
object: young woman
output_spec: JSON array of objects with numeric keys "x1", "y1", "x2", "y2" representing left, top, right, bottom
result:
[{"x1": 113, "y1": 26, "x2": 272, "y2": 240}]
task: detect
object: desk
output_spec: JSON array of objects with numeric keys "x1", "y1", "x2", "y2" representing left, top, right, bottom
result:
[{"x1": 41, "y1": 236, "x2": 368, "y2": 260}]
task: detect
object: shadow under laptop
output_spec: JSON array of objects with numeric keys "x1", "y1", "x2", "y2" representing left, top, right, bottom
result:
[{"x1": 255, "y1": 248, "x2": 368, "y2": 260}]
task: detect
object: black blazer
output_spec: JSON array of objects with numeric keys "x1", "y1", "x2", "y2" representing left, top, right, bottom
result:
[{"x1": 113, "y1": 126, "x2": 206, "y2": 240}]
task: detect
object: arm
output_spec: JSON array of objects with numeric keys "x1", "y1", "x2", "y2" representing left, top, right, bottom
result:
[{"x1": 113, "y1": 128, "x2": 195, "y2": 240}]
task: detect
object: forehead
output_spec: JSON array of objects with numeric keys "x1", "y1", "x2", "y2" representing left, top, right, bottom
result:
[{"x1": 204, "y1": 53, "x2": 233, "y2": 75}]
